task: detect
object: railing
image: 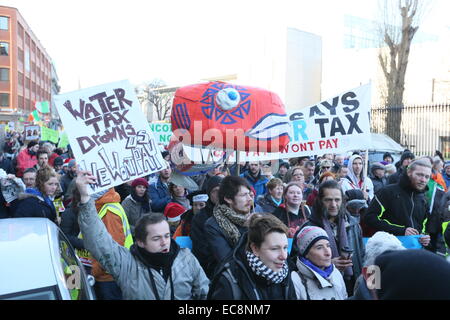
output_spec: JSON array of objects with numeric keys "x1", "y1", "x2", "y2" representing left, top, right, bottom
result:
[{"x1": 371, "y1": 103, "x2": 450, "y2": 158}]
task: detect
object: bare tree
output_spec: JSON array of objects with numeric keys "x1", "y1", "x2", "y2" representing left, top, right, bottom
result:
[
  {"x1": 135, "y1": 79, "x2": 175, "y2": 121},
  {"x1": 377, "y1": 0, "x2": 432, "y2": 142}
]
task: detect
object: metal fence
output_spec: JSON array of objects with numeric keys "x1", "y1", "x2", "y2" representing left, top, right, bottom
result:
[{"x1": 371, "y1": 103, "x2": 450, "y2": 158}]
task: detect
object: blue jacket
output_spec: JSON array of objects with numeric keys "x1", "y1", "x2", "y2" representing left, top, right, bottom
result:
[
  {"x1": 148, "y1": 177, "x2": 171, "y2": 213},
  {"x1": 13, "y1": 191, "x2": 57, "y2": 223},
  {"x1": 443, "y1": 173, "x2": 450, "y2": 190},
  {"x1": 240, "y1": 171, "x2": 268, "y2": 198}
]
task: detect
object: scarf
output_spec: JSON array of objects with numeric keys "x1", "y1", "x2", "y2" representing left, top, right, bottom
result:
[
  {"x1": 246, "y1": 251, "x2": 289, "y2": 284},
  {"x1": 271, "y1": 196, "x2": 282, "y2": 207},
  {"x1": 131, "y1": 190, "x2": 150, "y2": 213},
  {"x1": 299, "y1": 256, "x2": 334, "y2": 279},
  {"x1": 321, "y1": 212, "x2": 353, "y2": 278},
  {"x1": 213, "y1": 204, "x2": 248, "y2": 246}
]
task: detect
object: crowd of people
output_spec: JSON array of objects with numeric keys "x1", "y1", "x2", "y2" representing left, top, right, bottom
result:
[{"x1": 2, "y1": 129, "x2": 450, "y2": 300}]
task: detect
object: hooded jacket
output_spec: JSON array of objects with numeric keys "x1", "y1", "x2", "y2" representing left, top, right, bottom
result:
[
  {"x1": 208, "y1": 232, "x2": 297, "y2": 300},
  {"x1": 240, "y1": 170, "x2": 268, "y2": 198},
  {"x1": 340, "y1": 155, "x2": 374, "y2": 201},
  {"x1": 364, "y1": 172, "x2": 429, "y2": 235},
  {"x1": 15, "y1": 148, "x2": 37, "y2": 178},
  {"x1": 78, "y1": 197, "x2": 209, "y2": 300}
]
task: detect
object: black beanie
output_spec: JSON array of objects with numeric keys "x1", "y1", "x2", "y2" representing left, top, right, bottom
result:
[
  {"x1": 400, "y1": 151, "x2": 415, "y2": 164},
  {"x1": 375, "y1": 249, "x2": 450, "y2": 300},
  {"x1": 205, "y1": 176, "x2": 223, "y2": 196},
  {"x1": 27, "y1": 141, "x2": 38, "y2": 149}
]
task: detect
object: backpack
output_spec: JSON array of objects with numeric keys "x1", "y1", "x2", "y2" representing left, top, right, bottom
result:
[{"x1": 207, "y1": 262, "x2": 242, "y2": 300}]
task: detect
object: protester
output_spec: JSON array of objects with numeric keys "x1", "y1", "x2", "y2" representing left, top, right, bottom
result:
[
  {"x1": 15, "y1": 140, "x2": 39, "y2": 178},
  {"x1": 340, "y1": 154, "x2": 374, "y2": 201},
  {"x1": 388, "y1": 151, "x2": 415, "y2": 185},
  {"x1": 0, "y1": 169, "x2": 26, "y2": 219},
  {"x1": 115, "y1": 180, "x2": 133, "y2": 202},
  {"x1": 22, "y1": 168, "x2": 37, "y2": 189},
  {"x1": 240, "y1": 161, "x2": 269, "y2": 198},
  {"x1": 208, "y1": 214, "x2": 296, "y2": 300},
  {"x1": 173, "y1": 191, "x2": 208, "y2": 238},
  {"x1": 431, "y1": 158, "x2": 447, "y2": 192},
  {"x1": 256, "y1": 178, "x2": 284, "y2": 214},
  {"x1": 168, "y1": 182, "x2": 190, "y2": 210},
  {"x1": 60, "y1": 159, "x2": 77, "y2": 201},
  {"x1": 381, "y1": 152, "x2": 394, "y2": 165},
  {"x1": 0, "y1": 150, "x2": 14, "y2": 174},
  {"x1": 60, "y1": 188, "x2": 86, "y2": 256},
  {"x1": 350, "y1": 231, "x2": 405, "y2": 300},
  {"x1": 336, "y1": 165, "x2": 348, "y2": 183},
  {"x1": 75, "y1": 171, "x2": 209, "y2": 300},
  {"x1": 272, "y1": 182, "x2": 311, "y2": 238},
  {"x1": 369, "y1": 162, "x2": 387, "y2": 194},
  {"x1": 13, "y1": 166, "x2": 58, "y2": 223},
  {"x1": 306, "y1": 171, "x2": 336, "y2": 206},
  {"x1": 149, "y1": 165, "x2": 172, "y2": 212},
  {"x1": 291, "y1": 226, "x2": 347, "y2": 300},
  {"x1": 191, "y1": 176, "x2": 223, "y2": 278},
  {"x1": 121, "y1": 178, "x2": 152, "y2": 237},
  {"x1": 204, "y1": 176, "x2": 252, "y2": 270},
  {"x1": 274, "y1": 161, "x2": 290, "y2": 181},
  {"x1": 364, "y1": 159, "x2": 431, "y2": 248},
  {"x1": 302, "y1": 161, "x2": 316, "y2": 199},
  {"x1": 53, "y1": 157, "x2": 64, "y2": 174},
  {"x1": 164, "y1": 202, "x2": 187, "y2": 235},
  {"x1": 443, "y1": 162, "x2": 450, "y2": 189},
  {"x1": 34, "y1": 149, "x2": 49, "y2": 170}
]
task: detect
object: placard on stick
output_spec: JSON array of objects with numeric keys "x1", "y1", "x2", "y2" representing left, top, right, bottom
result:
[{"x1": 55, "y1": 80, "x2": 166, "y2": 194}]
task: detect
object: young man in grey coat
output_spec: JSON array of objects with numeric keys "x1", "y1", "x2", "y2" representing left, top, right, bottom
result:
[{"x1": 75, "y1": 171, "x2": 209, "y2": 300}]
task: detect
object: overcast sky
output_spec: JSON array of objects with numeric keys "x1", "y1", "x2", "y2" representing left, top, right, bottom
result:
[{"x1": 4, "y1": 0, "x2": 449, "y2": 93}]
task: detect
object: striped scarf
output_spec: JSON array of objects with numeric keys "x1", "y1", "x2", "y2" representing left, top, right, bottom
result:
[{"x1": 246, "y1": 251, "x2": 289, "y2": 284}]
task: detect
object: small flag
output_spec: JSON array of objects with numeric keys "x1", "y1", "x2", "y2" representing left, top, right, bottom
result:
[
  {"x1": 28, "y1": 109, "x2": 40, "y2": 122},
  {"x1": 35, "y1": 101, "x2": 50, "y2": 114}
]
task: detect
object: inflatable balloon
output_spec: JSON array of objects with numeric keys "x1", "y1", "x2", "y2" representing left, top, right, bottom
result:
[{"x1": 171, "y1": 82, "x2": 290, "y2": 152}]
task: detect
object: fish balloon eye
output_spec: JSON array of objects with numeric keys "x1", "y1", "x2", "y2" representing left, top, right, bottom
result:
[{"x1": 215, "y1": 88, "x2": 241, "y2": 111}]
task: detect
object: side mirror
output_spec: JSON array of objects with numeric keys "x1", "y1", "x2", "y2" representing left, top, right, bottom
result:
[{"x1": 87, "y1": 275, "x2": 95, "y2": 287}]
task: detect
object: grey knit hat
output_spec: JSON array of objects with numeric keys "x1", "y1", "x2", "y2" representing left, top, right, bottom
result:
[{"x1": 296, "y1": 226, "x2": 329, "y2": 257}]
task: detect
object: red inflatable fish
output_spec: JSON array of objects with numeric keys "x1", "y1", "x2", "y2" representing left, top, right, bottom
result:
[{"x1": 171, "y1": 82, "x2": 290, "y2": 152}]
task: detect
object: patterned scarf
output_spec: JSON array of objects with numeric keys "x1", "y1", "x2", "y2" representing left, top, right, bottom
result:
[
  {"x1": 246, "y1": 251, "x2": 289, "y2": 284},
  {"x1": 213, "y1": 204, "x2": 248, "y2": 246}
]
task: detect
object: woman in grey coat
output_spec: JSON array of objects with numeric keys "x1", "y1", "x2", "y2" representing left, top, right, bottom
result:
[{"x1": 122, "y1": 178, "x2": 152, "y2": 236}]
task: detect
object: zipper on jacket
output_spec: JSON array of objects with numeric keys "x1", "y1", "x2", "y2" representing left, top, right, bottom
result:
[{"x1": 410, "y1": 192, "x2": 415, "y2": 229}]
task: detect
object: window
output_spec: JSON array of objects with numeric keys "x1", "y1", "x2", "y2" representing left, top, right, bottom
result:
[
  {"x1": 0, "y1": 16, "x2": 9, "y2": 30},
  {"x1": 0, "y1": 93, "x2": 9, "y2": 107},
  {"x1": 18, "y1": 23, "x2": 24, "y2": 38},
  {"x1": 18, "y1": 95, "x2": 23, "y2": 109},
  {"x1": 25, "y1": 77, "x2": 30, "y2": 89},
  {"x1": 18, "y1": 72, "x2": 23, "y2": 86},
  {"x1": 0, "y1": 68, "x2": 9, "y2": 81},
  {"x1": 0, "y1": 42, "x2": 9, "y2": 56},
  {"x1": 18, "y1": 48, "x2": 24, "y2": 61}
]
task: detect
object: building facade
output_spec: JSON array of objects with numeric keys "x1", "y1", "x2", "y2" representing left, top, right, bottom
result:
[{"x1": 0, "y1": 6, "x2": 56, "y2": 123}]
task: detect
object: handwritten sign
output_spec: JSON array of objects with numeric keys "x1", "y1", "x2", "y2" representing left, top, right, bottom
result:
[{"x1": 55, "y1": 80, "x2": 166, "y2": 194}]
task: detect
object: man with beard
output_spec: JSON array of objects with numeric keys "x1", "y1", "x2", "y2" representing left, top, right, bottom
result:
[
  {"x1": 241, "y1": 161, "x2": 269, "y2": 198},
  {"x1": 204, "y1": 176, "x2": 253, "y2": 272},
  {"x1": 365, "y1": 159, "x2": 431, "y2": 248},
  {"x1": 75, "y1": 171, "x2": 209, "y2": 300},
  {"x1": 149, "y1": 165, "x2": 172, "y2": 213}
]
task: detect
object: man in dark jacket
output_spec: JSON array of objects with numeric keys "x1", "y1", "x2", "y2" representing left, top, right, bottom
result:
[
  {"x1": 0, "y1": 151, "x2": 14, "y2": 174},
  {"x1": 148, "y1": 166, "x2": 172, "y2": 212},
  {"x1": 240, "y1": 161, "x2": 268, "y2": 198},
  {"x1": 191, "y1": 176, "x2": 223, "y2": 278},
  {"x1": 365, "y1": 159, "x2": 431, "y2": 247},
  {"x1": 204, "y1": 176, "x2": 252, "y2": 274},
  {"x1": 387, "y1": 151, "x2": 414, "y2": 185},
  {"x1": 370, "y1": 162, "x2": 387, "y2": 194}
]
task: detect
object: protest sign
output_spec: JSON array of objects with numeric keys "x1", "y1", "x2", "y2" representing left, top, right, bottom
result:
[
  {"x1": 150, "y1": 122, "x2": 172, "y2": 145},
  {"x1": 183, "y1": 84, "x2": 372, "y2": 163},
  {"x1": 40, "y1": 126, "x2": 60, "y2": 144},
  {"x1": 54, "y1": 80, "x2": 166, "y2": 194},
  {"x1": 58, "y1": 132, "x2": 70, "y2": 149},
  {"x1": 24, "y1": 125, "x2": 40, "y2": 141}
]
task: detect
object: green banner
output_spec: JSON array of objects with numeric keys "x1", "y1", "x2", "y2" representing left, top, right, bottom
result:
[
  {"x1": 58, "y1": 132, "x2": 70, "y2": 149},
  {"x1": 41, "y1": 126, "x2": 60, "y2": 144},
  {"x1": 149, "y1": 122, "x2": 172, "y2": 145}
]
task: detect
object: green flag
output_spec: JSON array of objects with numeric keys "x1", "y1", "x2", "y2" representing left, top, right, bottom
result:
[
  {"x1": 35, "y1": 101, "x2": 50, "y2": 114},
  {"x1": 31, "y1": 110, "x2": 40, "y2": 121}
]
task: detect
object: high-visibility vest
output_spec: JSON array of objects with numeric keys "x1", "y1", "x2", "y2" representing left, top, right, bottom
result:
[
  {"x1": 76, "y1": 203, "x2": 134, "y2": 267},
  {"x1": 443, "y1": 221, "x2": 450, "y2": 257}
]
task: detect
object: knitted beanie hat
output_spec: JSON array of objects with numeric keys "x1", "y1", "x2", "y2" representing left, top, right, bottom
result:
[
  {"x1": 131, "y1": 178, "x2": 149, "y2": 189},
  {"x1": 296, "y1": 226, "x2": 329, "y2": 257}
]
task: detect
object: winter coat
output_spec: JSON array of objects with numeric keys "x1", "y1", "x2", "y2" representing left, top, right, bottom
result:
[
  {"x1": 256, "y1": 193, "x2": 281, "y2": 214},
  {"x1": 340, "y1": 176, "x2": 374, "y2": 201},
  {"x1": 291, "y1": 258, "x2": 347, "y2": 300},
  {"x1": 370, "y1": 174, "x2": 387, "y2": 194},
  {"x1": 15, "y1": 148, "x2": 37, "y2": 177},
  {"x1": 191, "y1": 200, "x2": 216, "y2": 278},
  {"x1": 240, "y1": 171, "x2": 269, "y2": 198},
  {"x1": 208, "y1": 232, "x2": 297, "y2": 300},
  {"x1": 272, "y1": 205, "x2": 311, "y2": 238},
  {"x1": 443, "y1": 173, "x2": 450, "y2": 191},
  {"x1": 0, "y1": 157, "x2": 14, "y2": 175},
  {"x1": 364, "y1": 173, "x2": 429, "y2": 235},
  {"x1": 13, "y1": 192, "x2": 57, "y2": 223},
  {"x1": 121, "y1": 194, "x2": 152, "y2": 236},
  {"x1": 204, "y1": 212, "x2": 248, "y2": 269},
  {"x1": 60, "y1": 172, "x2": 75, "y2": 197},
  {"x1": 148, "y1": 177, "x2": 171, "y2": 212},
  {"x1": 78, "y1": 198, "x2": 209, "y2": 300},
  {"x1": 60, "y1": 206, "x2": 84, "y2": 250}
]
